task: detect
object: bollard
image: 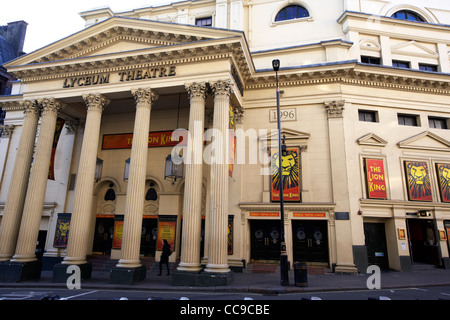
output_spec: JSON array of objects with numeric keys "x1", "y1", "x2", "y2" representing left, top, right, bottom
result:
[{"x1": 294, "y1": 263, "x2": 308, "y2": 287}]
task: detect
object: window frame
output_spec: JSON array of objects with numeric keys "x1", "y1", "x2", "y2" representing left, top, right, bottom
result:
[
  {"x1": 398, "y1": 113, "x2": 419, "y2": 127},
  {"x1": 195, "y1": 16, "x2": 213, "y2": 27},
  {"x1": 361, "y1": 56, "x2": 381, "y2": 65},
  {"x1": 274, "y1": 4, "x2": 310, "y2": 23},
  {"x1": 358, "y1": 110, "x2": 379, "y2": 123},
  {"x1": 419, "y1": 63, "x2": 438, "y2": 72},
  {"x1": 392, "y1": 60, "x2": 411, "y2": 69},
  {"x1": 391, "y1": 10, "x2": 426, "y2": 22},
  {"x1": 429, "y1": 116, "x2": 448, "y2": 130}
]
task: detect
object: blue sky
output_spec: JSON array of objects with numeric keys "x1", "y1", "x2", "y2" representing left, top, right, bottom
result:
[{"x1": 2, "y1": 0, "x2": 181, "y2": 53}]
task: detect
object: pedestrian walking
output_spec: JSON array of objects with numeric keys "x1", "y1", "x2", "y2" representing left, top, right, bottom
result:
[{"x1": 159, "y1": 239, "x2": 172, "y2": 275}]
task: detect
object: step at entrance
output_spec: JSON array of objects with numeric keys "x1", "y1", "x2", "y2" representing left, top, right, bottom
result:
[
  {"x1": 87, "y1": 255, "x2": 156, "y2": 271},
  {"x1": 244, "y1": 262, "x2": 327, "y2": 274}
]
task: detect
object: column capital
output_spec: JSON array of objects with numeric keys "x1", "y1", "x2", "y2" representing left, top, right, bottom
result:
[
  {"x1": 37, "y1": 98, "x2": 63, "y2": 116},
  {"x1": 210, "y1": 80, "x2": 232, "y2": 98},
  {"x1": 324, "y1": 100, "x2": 345, "y2": 119},
  {"x1": 20, "y1": 100, "x2": 40, "y2": 116},
  {"x1": 0, "y1": 125, "x2": 15, "y2": 138},
  {"x1": 131, "y1": 88, "x2": 158, "y2": 105},
  {"x1": 185, "y1": 82, "x2": 207, "y2": 101},
  {"x1": 232, "y1": 105, "x2": 244, "y2": 124},
  {"x1": 82, "y1": 93, "x2": 110, "y2": 112},
  {"x1": 64, "y1": 120, "x2": 79, "y2": 134}
]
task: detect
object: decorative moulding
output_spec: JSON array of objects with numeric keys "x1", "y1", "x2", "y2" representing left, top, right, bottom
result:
[
  {"x1": 397, "y1": 131, "x2": 450, "y2": 152},
  {"x1": 357, "y1": 133, "x2": 388, "y2": 147}
]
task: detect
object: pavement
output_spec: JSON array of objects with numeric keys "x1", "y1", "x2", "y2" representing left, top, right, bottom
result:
[{"x1": 1, "y1": 266, "x2": 450, "y2": 295}]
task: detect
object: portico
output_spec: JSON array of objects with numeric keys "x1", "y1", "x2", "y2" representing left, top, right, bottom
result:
[{"x1": 0, "y1": 17, "x2": 248, "y2": 283}]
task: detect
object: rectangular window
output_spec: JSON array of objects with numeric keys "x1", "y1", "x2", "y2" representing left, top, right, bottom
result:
[
  {"x1": 359, "y1": 110, "x2": 378, "y2": 122},
  {"x1": 419, "y1": 64, "x2": 438, "y2": 72},
  {"x1": 361, "y1": 56, "x2": 381, "y2": 65},
  {"x1": 195, "y1": 17, "x2": 212, "y2": 27},
  {"x1": 398, "y1": 114, "x2": 418, "y2": 126},
  {"x1": 429, "y1": 117, "x2": 448, "y2": 129},
  {"x1": 393, "y1": 60, "x2": 410, "y2": 69}
]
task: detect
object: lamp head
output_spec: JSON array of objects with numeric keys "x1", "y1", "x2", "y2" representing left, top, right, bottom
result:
[{"x1": 272, "y1": 59, "x2": 280, "y2": 72}]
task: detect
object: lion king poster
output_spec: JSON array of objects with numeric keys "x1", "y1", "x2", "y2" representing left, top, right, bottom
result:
[
  {"x1": 54, "y1": 213, "x2": 71, "y2": 248},
  {"x1": 404, "y1": 161, "x2": 432, "y2": 201},
  {"x1": 271, "y1": 147, "x2": 301, "y2": 202},
  {"x1": 436, "y1": 163, "x2": 450, "y2": 202}
]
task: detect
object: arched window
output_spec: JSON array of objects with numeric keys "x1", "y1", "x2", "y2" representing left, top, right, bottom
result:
[
  {"x1": 145, "y1": 182, "x2": 158, "y2": 201},
  {"x1": 275, "y1": 5, "x2": 309, "y2": 22},
  {"x1": 104, "y1": 184, "x2": 116, "y2": 201},
  {"x1": 391, "y1": 10, "x2": 425, "y2": 22}
]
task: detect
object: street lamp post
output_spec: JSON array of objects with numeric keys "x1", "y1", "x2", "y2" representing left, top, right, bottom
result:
[{"x1": 272, "y1": 59, "x2": 289, "y2": 286}]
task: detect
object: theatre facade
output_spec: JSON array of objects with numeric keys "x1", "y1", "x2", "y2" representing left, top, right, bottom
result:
[{"x1": 1, "y1": 0, "x2": 450, "y2": 284}]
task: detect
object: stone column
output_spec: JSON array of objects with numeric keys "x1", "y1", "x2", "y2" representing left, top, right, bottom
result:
[
  {"x1": 0, "y1": 101, "x2": 39, "y2": 262},
  {"x1": 177, "y1": 82, "x2": 207, "y2": 272},
  {"x1": 204, "y1": 80, "x2": 231, "y2": 274},
  {"x1": 324, "y1": 100, "x2": 358, "y2": 274},
  {"x1": 61, "y1": 94, "x2": 110, "y2": 267},
  {"x1": 11, "y1": 98, "x2": 62, "y2": 264},
  {"x1": 111, "y1": 88, "x2": 157, "y2": 284}
]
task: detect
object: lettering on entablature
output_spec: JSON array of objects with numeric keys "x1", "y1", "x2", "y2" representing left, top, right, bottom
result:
[{"x1": 62, "y1": 66, "x2": 176, "y2": 88}]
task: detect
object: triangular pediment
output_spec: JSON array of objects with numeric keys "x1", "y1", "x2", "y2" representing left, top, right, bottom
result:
[
  {"x1": 357, "y1": 133, "x2": 387, "y2": 147},
  {"x1": 5, "y1": 16, "x2": 254, "y2": 83},
  {"x1": 391, "y1": 40, "x2": 438, "y2": 57},
  {"x1": 260, "y1": 128, "x2": 310, "y2": 147},
  {"x1": 398, "y1": 131, "x2": 450, "y2": 152},
  {"x1": 6, "y1": 16, "x2": 246, "y2": 67}
]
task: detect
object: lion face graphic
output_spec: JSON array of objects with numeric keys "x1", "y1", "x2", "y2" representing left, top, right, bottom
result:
[
  {"x1": 437, "y1": 164, "x2": 450, "y2": 202},
  {"x1": 406, "y1": 162, "x2": 432, "y2": 201},
  {"x1": 410, "y1": 165, "x2": 427, "y2": 185},
  {"x1": 58, "y1": 222, "x2": 70, "y2": 237},
  {"x1": 272, "y1": 149, "x2": 300, "y2": 192}
]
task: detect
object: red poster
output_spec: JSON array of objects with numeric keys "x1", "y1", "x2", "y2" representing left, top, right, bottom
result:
[
  {"x1": 112, "y1": 219, "x2": 123, "y2": 249},
  {"x1": 365, "y1": 159, "x2": 387, "y2": 199},
  {"x1": 102, "y1": 130, "x2": 187, "y2": 150},
  {"x1": 157, "y1": 216, "x2": 177, "y2": 251},
  {"x1": 271, "y1": 147, "x2": 301, "y2": 202}
]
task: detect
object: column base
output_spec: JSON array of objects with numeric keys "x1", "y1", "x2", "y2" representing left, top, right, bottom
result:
[
  {"x1": 334, "y1": 263, "x2": 359, "y2": 275},
  {"x1": 53, "y1": 262, "x2": 92, "y2": 283},
  {"x1": 42, "y1": 256, "x2": 64, "y2": 270},
  {"x1": 442, "y1": 257, "x2": 450, "y2": 270},
  {"x1": 400, "y1": 256, "x2": 413, "y2": 272},
  {"x1": 171, "y1": 270, "x2": 233, "y2": 287},
  {"x1": 109, "y1": 265, "x2": 146, "y2": 284},
  {"x1": 176, "y1": 262, "x2": 203, "y2": 273},
  {"x1": 0, "y1": 260, "x2": 42, "y2": 282}
]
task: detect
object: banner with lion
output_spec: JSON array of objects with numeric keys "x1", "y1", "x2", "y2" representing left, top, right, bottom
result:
[
  {"x1": 271, "y1": 147, "x2": 301, "y2": 202},
  {"x1": 404, "y1": 161, "x2": 432, "y2": 202}
]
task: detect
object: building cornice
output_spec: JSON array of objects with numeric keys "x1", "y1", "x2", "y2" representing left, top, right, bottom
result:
[{"x1": 246, "y1": 62, "x2": 450, "y2": 95}]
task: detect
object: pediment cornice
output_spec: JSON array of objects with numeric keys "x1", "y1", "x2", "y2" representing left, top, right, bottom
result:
[
  {"x1": 5, "y1": 17, "x2": 253, "y2": 79},
  {"x1": 7, "y1": 36, "x2": 253, "y2": 86}
]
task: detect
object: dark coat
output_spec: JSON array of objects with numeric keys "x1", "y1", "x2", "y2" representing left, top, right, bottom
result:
[{"x1": 160, "y1": 241, "x2": 171, "y2": 263}]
